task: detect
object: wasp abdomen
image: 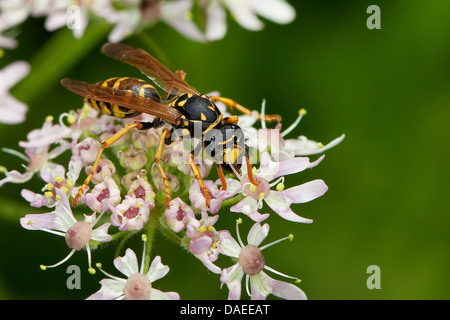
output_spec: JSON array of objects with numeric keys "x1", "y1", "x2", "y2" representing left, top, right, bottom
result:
[{"x1": 86, "y1": 77, "x2": 161, "y2": 118}]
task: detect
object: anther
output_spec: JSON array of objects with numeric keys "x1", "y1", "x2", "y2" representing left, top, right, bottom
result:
[{"x1": 276, "y1": 182, "x2": 285, "y2": 191}]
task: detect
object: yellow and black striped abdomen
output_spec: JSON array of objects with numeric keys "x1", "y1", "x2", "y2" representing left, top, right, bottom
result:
[{"x1": 86, "y1": 77, "x2": 161, "y2": 118}]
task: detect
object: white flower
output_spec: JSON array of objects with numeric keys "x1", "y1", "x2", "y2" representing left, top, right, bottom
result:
[
  {"x1": 228, "y1": 151, "x2": 328, "y2": 223},
  {"x1": 87, "y1": 236, "x2": 180, "y2": 300},
  {"x1": 20, "y1": 189, "x2": 112, "y2": 273},
  {"x1": 205, "y1": 0, "x2": 296, "y2": 41},
  {"x1": 0, "y1": 116, "x2": 72, "y2": 187},
  {"x1": 186, "y1": 211, "x2": 221, "y2": 274},
  {"x1": 0, "y1": 61, "x2": 30, "y2": 124},
  {"x1": 219, "y1": 219, "x2": 307, "y2": 300}
]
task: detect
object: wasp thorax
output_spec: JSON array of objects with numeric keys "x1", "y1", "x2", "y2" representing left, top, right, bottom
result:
[
  {"x1": 241, "y1": 175, "x2": 270, "y2": 201},
  {"x1": 123, "y1": 273, "x2": 152, "y2": 300},
  {"x1": 65, "y1": 221, "x2": 92, "y2": 251},
  {"x1": 239, "y1": 244, "x2": 265, "y2": 276}
]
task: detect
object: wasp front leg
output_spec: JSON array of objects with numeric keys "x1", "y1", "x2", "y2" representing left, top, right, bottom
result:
[
  {"x1": 73, "y1": 121, "x2": 148, "y2": 206},
  {"x1": 210, "y1": 96, "x2": 281, "y2": 123}
]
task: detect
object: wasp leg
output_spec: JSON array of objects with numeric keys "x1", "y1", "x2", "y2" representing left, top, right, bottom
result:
[
  {"x1": 154, "y1": 128, "x2": 173, "y2": 209},
  {"x1": 216, "y1": 164, "x2": 227, "y2": 191},
  {"x1": 72, "y1": 121, "x2": 146, "y2": 206},
  {"x1": 210, "y1": 96, "x2": 281, "y2": 123},
  {"x1": 189, "y1": 151, "x2": 211, "y2": 207},
  {"x1": 245, "y1": 151, "x2": 259, "y2": 186}
]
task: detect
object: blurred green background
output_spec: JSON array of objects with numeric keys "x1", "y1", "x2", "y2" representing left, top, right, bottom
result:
[{"x1": 1, "y1": 0, "x2": 449, "y2": 299}]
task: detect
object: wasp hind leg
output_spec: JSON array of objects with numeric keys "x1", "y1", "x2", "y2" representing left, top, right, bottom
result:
[
  {"x1": 154, "y1": 128, "x2": 173, "y2": 209},
  {"x1": 210, "y1": 96, "x2": 281, "y2": 123},
  {"x1": 72, "y1": 121, "x2": 149, "y2": 206}
]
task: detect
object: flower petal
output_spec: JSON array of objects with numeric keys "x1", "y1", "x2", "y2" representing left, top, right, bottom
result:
[
  {"x1": 248, "y1": 0, "x2": 296, "y2": 24},
  {"x1": 114, "y1": 248, "x2": 139, "y2": 277},
  {"x1": 149, "y1": 288, "x2": 180, "y2": 300},
  {"x1": 86, "y1": 278, "x2": 125, "y2": 300},
  {"x1": 220, "y1": 264, "x2": 244, "y2": 300},
  {"x1": 247, "y1": 223, "x2": 270, "y2": 247},
  {"x1": 190, "y1": 236, "x2": 213, "y2": 255},
  {"x1": 282, "y1": 179, "x2": 328, "y2": 204},
  {"x1": 230, "y1": 197, "x2": 270, "y2": 222},
  {"x1": 262, "y1": 272, "x2": 307, "y2": 300},
  {"x1": 218, "y1": 230, "x2": 242, "y2": 258},
  {"x1": 147, "y1": 256, "x2": 170, "y2": 283},
  {"x1": 91, "y1": 222, "x2": 112, "y2": 243},
  {"x1": 265, "y1": 192, "x2": 313, "y2": 223},
  {"x1": 250, "y1": 273, "x2": 269, "y2": 300}
]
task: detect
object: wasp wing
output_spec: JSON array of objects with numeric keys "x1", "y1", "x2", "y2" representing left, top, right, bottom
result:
[
  {"x1": 60, "y1": 78, "x2": 182, "y2": 124},
  {"x1": 101, "y1": 42, "x2": 200, "y2": 96}
]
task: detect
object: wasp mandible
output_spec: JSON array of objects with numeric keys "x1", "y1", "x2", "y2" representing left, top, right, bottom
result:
[{"x1": 61, "y1": 43, "x2": 281, "y2": 209}]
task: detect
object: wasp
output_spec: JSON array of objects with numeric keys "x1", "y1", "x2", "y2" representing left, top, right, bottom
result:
[{"x1": 61, "y1": 43, "x2": 281, "y2": 208}]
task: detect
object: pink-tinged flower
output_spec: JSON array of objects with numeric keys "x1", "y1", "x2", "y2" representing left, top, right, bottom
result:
[
  {"x1": 117, "y1": 146, "x2": 148, "y2": 170},
  {"x1": 0, "y1": 2, "x2": 31, "y2": 48},
  {"x1": 186, "y1": 211, "x2": 221, "y2": 274},
  {"x1": 219, "y1": 219, "x2": 307, "y2": 300},
  {"x1": 108, "y1": 195, "x2": 151, "y2": 231},
  {"x1": 21, "y1": 163, "x2": 74, "y2": 208},
  {"x1": 0, "y1": 61, "x2": 30, "y2": 124},
  {"x1": 244, "y1": 102, "x2": 345, "y2": 159},
  {"x1": 276, "y1": 108, "x2": 345, "y2": 157},
  {"x1": 189, "y1": 178, "x2": 241, "y2": 214},
  {"x1": 71, "y1": 137, "x2": 101, "y2": 166},
  {"x1": 126, "y1": 176, "x2": 156, "y2": 205},
  {"x1": 20, "y1": 189, "x2": 112, "y2": 273},
  {"x1": 85, "y1": 159, "x2": 116, "y2": 184},
  {"x1": 85, "y1": 176, "x2": 121, "y2": 213},
  {"x1": 87, "y1": 236, "x2": 179, "y2": 300},
  {"x1": 167, "y1": 140, "x2": 214, "y2": 177},
  {"x1": 0, "y1": 116, "x2": 72, "y2": 187},
  {"x1": 229, "y1": 152, "x2": 327, "y2": 223},
  {"x1": 33, "y1": 0, "x2": 107, "y2": 39},
  {"x1": 164, "y1": 197, "x2": 195, "y2": 233}
]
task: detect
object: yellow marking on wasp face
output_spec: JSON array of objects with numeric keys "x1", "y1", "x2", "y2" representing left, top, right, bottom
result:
[{"x1": 200, "y1": 113, "x2": 207, "y2": 121}]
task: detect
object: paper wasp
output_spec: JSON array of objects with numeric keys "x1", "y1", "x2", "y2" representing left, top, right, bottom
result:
[{"x1": 61, "y1": 43, "x2": 281, "y2": 208}]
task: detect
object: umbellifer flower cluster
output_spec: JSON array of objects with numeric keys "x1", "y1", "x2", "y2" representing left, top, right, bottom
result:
[{"x1": 3, "y1": 97, "x2": 344, "y2": 300}]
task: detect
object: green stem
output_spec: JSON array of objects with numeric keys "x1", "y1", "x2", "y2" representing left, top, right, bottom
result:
[
  {"x1": 221, "y1": 193, "x2": 245, "y2": 209},
  {"x1": 143, "y1": 212, "x2": 159, "y2": 274},
  {"x1": 157, "y1": 214, "x2": 185, "y2": 247}
]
